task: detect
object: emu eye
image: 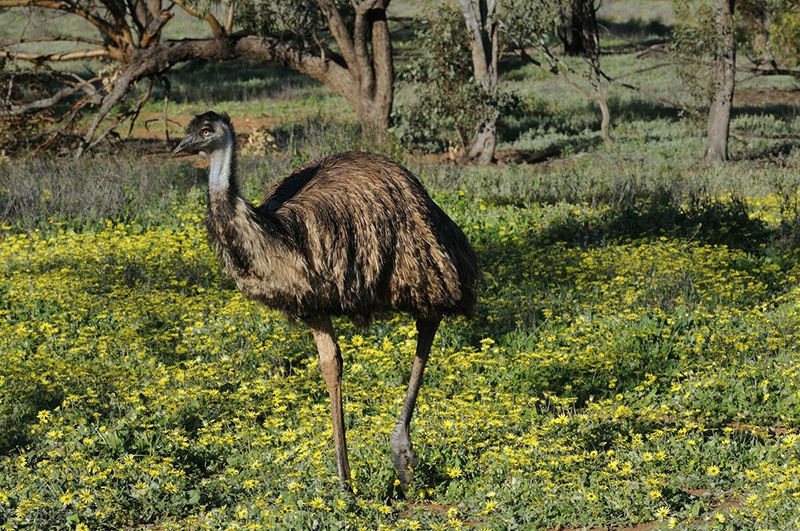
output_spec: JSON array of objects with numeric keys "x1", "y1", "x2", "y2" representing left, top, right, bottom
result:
[{"x1": 201, "y1": 129, "x2": 212, "y2": 137}]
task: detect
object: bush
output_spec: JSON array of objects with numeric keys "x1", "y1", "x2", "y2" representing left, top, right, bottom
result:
[{"x1": 393, "y1": 5, "x2": 520, "y2": 155}]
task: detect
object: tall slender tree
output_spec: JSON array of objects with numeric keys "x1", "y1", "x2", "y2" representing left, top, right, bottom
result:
[
  {"x1": 505, "y1": 0, "x2": 612, "y2": 147},
  {"x1": 459, "y1": 0, "x2": 500, "y2": 164},
  {"x1": 705, "y1": 0, "x2": 736, "y2": 163}
]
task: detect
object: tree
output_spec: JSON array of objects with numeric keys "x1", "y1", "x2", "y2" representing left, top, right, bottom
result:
[
  {"x1": 459, "y1": 0, "x2": 500, "y2": 164},
  {"x1": 674, "y1": 0, "x2": 800, "y2": 162},
  {"x1": 0, "y1": 0, "x2": 395, "y2": 156},
  {"x1": 705, "y1": 0, "x2": 736, "y2": 164},
  {"x1": 505, "y1": 0, "x2": 613, "y2": 147},
  {"x1": 394, "y1": 5, "x2": 518, "y2": 161},
  {"x1": 738, "y1": 0, "x2": 800, "y2": 71}
]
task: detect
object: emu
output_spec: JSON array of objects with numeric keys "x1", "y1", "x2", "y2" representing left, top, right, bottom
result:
[{"x1": 174, "y1": 111, "x2": 479, "y2": 494}]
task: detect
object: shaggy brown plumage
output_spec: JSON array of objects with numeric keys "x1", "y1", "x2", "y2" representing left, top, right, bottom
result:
[
  {"x1": 183, "y1": 113, "x2": 478, "y2": 325},
  {"x1": 231, "y1": 152, "x2": 477, "y2": 324},
  {"x1": 174, "y1": 111, "x2": 479, "y2": 494}
]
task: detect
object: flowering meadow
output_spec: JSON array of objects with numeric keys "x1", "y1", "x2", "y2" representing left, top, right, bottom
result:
[{"x1": 2, "y1": 153, "x2": 800, "y2": 531}]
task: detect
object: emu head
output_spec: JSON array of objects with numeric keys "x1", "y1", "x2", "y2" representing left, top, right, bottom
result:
[{"x1": 174, "y1": 111, "x2": 234, "y2": 155}]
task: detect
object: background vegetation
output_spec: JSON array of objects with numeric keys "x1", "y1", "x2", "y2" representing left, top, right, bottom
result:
[{"x1": 3, "y1": 0, "x2": 800, "y2": 530}]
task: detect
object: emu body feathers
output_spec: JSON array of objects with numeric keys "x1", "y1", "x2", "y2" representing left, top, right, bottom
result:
[{"x1": 209, "y1": 151, "x2": 478, "y2": 325}]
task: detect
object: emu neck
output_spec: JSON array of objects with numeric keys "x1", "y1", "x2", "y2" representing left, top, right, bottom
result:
[{"x1": 208, "y1": 131, "x2": 238, "y2": 201}]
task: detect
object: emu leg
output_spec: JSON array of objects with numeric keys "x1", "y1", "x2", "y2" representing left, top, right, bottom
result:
[
  {"x1": 306, "y1": 315, "x2": 352, "y2": 493},
  {"x1": 390, "y1": 316, "x2": 441, "y2": 495}
]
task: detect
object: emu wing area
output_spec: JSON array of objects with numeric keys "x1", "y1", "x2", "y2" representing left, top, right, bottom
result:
[{"x1": 258, "y1": 152, "x2": 478, "y2": 324}]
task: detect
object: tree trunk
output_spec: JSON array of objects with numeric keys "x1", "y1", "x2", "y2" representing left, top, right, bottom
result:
[
  {"x1": 573, "y1": 0, "x2": 611, "y2": 147},
  {"x1": 317, "y1": 0, "x2": 394, "y2": 137},
  {"x1": 595, "y1": 81, "x2": 613, "y2": 147},
  {"x1": 358, "y1": 2, "x2": 393, "y2": 135},
  {"x1": 564, "y1": 0, "x2": 594, "y2": 56},
  {"x1": 705, "y1": 0, "x2": 736, "y2": 164},
  {"x1": 459, "y1": 0, "x2": 499, "y2": 165},
  {"x1": 466, "y1": 114, "x2": 498, "y2": 164}
]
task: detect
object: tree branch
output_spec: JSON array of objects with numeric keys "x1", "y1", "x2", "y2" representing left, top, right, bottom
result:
[
  {"x1": 98, "y1": 0, "x2": 135, "y2": 48},
  {"x1": 1, "y1": 79, "x2": 99, "y2": 116},
  {"x1": 0, "y1": 36, "x2": 104, "y2": 47},
  {"x1": 125, "y1": 76, "x2": 153, "y2": 137},
  {"x1": 139, "y1": 9, "x2": 174, "y2": 48},
  {"x1": 0, "y1": 48, "x2": 112, "y2": 62},
  {"x1": 225, "y1": 0, "x2": 235, "y2": 33},
  {"x1": 738, "y1": 64, "x2": 800, "y2": 78},
  {"x1": 353, "y1": 1, "x2": 376, "y2": 98},
  {"x1": 316, "y1": 0, "x2": 357, "y2": 69},
  {"x1": 170, "y1": 0, "x2": 224, "y2": 38},
  {"x1": 64, "y1": 34, "x2": 358, "y2": 156},
  {"x1": 371, "y1": 2, "x2": 393, "y2": 113}
]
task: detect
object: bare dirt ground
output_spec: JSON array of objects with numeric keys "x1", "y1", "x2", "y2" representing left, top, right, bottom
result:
[{"x1": 736, "y1": 88, "x2": 800, "y2": 106}]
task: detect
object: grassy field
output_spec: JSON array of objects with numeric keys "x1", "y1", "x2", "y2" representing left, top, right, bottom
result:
[{"x1": 3, "y1": 1, "x2": 800, "y2": 530}]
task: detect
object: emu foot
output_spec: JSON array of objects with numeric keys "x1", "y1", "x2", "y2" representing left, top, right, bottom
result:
[{"x1": 390, "y1": 427, "x2": 418, "y2": 495}]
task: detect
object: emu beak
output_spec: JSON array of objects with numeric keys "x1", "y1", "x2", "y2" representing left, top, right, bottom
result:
[{"x1": 173, "y1": 135, "x2": 195, "y2": 155}]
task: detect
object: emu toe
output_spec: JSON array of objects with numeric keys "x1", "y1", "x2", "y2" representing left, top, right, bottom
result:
[{"x1": 390, "y1": 428, "x2": 418, "y2": 494}]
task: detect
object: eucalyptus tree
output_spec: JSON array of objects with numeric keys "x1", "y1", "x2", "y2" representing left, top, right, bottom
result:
[
  {"x1": 504, "y1": 0, "x2": 613, "y2": 147},
  {"x1": 458, "y1": 0, "x2": 500, "y2": 164}
]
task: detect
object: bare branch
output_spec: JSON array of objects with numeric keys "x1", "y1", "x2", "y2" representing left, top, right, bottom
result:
[
  {"x1": 0, "y1": 36, "x2": 105, "y2": 47},
  {"x1": 738, "y1": 64, "x2": 800, "y2": 78},
  {"x1": 225, "y1": 0, "x2": 235, "y2": 33},
  {"x1": 370, "y1": 2, "x2": 393, "y2": 114},
  {"x1": 139, "y1": 9, "x2": 174, "y2": 48},
  {"x1": 633, "y1": 44, "x2": 667, "y2": 59},
  {"x1": 316, "y1": 0, "x2": 357, "y2": 68},
  {"x1": 158, "y1": 74, "x2": 173, "y2": 142},
  {"x1": 1, "y1": 81, "x2": 99, "y2": 116},
  {"x1": 0, "y1": 48, "x2": 112, "y2": 62},
  {"x1": 353, "y1": 1, "x2": 376, "y2": 97},
  {"x1": 614, "y1": 61, "x2": 676, "y2": 81},
  {"x1": 97, "y1": 0, "x2": 135, "y2": 48},
  {"x1": 125, "y1": 76, "x2": 153, "y2": 137},
  {"x1": 170, "y1": 0, "x2": 224, "y2": 38},
  {"x1": 597, "y1": 69, "x2": 702, "y2": 118},
  {"x1": 87, "y1": 120, "x2": 123, "y2": 151}
]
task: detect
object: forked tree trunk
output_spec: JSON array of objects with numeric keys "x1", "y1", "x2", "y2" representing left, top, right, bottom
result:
[
  {"x1": 705, "y1": 0, "x2": 736, "y2": 164},
  {"x1": 317, "y1": 0, "x2": 394, "y2": 137},
  {"x1": 460, "y1": 0, "x2": 499, "y2": 165}
]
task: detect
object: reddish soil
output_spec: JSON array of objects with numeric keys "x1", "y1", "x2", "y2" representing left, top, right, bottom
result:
[
  {"x1": 129, "y1": 111, "x2": 278, "y2": 140},
  {"x1": 736, "y1": 88, "x2": 800, "y2": 106}
]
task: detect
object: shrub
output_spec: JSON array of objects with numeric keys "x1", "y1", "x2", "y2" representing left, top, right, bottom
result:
[{"x1": 393, "y1": 5, "x2": 520, "y2": 155}]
